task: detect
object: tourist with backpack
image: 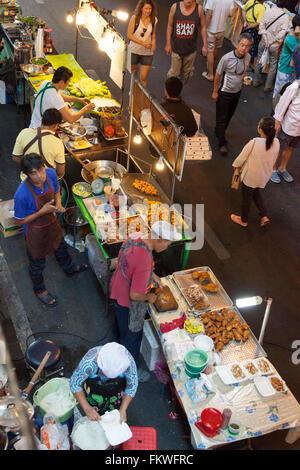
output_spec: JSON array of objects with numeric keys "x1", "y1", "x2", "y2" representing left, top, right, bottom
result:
[{"x1": 127, "y1": 0, "x2": 158, "y2": 87}]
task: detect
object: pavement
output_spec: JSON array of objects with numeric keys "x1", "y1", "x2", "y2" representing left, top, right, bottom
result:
[{"x1": 0, "y1": 0, "x2": 299, "y2": 451}]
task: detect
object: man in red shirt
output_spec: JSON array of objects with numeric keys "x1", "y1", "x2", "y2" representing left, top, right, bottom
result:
[{"x1": 110, "y1": 221, "x2": 181, "y2": 382}]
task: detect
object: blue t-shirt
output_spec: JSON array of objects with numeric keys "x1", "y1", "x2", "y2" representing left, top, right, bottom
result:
[
  {"x1": 278, "y1": 34, "x2": 299, "y2": 75},
  {"x1": 14, "y1": 168, "x2": 60, "y2": 236}
]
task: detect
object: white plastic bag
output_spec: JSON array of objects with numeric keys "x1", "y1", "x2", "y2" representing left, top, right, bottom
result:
[
  {"x1": 40, "y1": 414, "x2": 70, "y2": 450},
  {"x1": 259, "y1": 48, "x2": 269, "y2": 72}
]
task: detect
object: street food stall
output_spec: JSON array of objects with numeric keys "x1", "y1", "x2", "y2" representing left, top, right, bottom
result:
[{"x1": 147, "y1": 266, "x2": 300, "y2": 449}]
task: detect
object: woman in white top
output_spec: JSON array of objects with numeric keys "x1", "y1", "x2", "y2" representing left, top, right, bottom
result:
[
  {"x1": 127, "y1": 0, "x2": 158, "y2": 87},
  {"x1": 231, "y1": 116, "x2": 280, "y2": 227}
]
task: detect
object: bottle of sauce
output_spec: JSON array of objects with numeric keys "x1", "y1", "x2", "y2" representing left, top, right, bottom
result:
[{"x1": 220, "y1": 408, "x2": 232, "y2": 430}]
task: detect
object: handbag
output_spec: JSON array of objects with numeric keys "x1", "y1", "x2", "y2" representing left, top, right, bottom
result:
[{"x1": 231, "y1": 139, "x2": 256, "y2": 190}]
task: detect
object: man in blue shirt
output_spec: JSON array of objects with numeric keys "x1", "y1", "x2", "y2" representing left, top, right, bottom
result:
[{"x1": 14, "y1": 153, "x2": 87, "y2": 307}]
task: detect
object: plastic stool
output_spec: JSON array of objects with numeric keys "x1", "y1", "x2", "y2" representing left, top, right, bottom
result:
[
  {"x1": 121, "y1": 427, "x2": 157, "y2": 450},
  {"x1": 25, "y1": 339, "x2": 64, "y2": 386}
]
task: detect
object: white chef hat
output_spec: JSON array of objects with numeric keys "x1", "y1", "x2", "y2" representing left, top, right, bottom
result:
[
  {"x1": 151, "y1": 220, "x2": 181, "y2": 241},
  {"x1": 97, "y1": 342, "x2": 130, "y2": 379}
]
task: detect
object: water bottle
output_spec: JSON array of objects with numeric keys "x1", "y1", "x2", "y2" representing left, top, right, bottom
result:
[{"x1": 220, "y1": 408, "x2": 232, "y2": 430}]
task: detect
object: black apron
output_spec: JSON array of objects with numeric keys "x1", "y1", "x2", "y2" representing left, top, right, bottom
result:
[{"x1": 83, "y1": 375, "x2": 126, "y2": 416}]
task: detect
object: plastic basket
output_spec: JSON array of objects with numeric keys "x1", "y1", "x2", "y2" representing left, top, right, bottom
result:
[
  {"x1": 121, "y1": 426, "x2": 157, "y2": 450},
  {"x1": 33, "y1": 378, "x2": 77, "y2": 423}
]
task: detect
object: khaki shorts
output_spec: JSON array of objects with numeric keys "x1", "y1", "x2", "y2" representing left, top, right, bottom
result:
[{"x1": 207, "y1": 31, "x2": 225, "y2": 51}]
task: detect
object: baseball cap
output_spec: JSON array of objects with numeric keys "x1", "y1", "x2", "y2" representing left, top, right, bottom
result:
[{"x1": 151, "y1": 220, "x2": 182, "y2": 241}]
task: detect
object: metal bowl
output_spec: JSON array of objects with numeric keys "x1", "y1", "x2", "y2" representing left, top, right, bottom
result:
[
  {"x1": 81, "y1": 160, "x2": 127, "y2": 184},
  {"x1": 30, "y1": 57, "x2": 48, "y2": 73},
  {"x1": 72, "y1": 182, "x2": 92, "y2": 198}
]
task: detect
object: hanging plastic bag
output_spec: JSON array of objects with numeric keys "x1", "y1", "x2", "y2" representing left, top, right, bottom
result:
[
  {"x1": 40, "y1": 414, "x2": 70, "y2": 450},
  {"x1": 259, "y1": 48, "x2": 269, "y2": 73}
]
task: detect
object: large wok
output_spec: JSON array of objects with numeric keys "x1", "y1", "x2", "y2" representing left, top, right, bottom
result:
[{"x1": 81, "y1": 160, "x2": 127, "y2": 184}]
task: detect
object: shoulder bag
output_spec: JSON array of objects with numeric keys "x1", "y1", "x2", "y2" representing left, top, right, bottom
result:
[{"x1": 231, "y1": 139, "x2": 256, "y2": 190}]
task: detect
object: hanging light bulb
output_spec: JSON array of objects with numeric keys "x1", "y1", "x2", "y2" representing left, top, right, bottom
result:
[
  {"x1": 66, "y1": 11, "x2": 74, "y2": 23},
  {"x1": 112, "y1": 10, "x2": 129, "y2": 21},
  {"x1": 76, "y1": 10, "x2": 84, "y2": 25},
  {"x1": 133, "y1": 133, "x2": 142, "y2": 144},
  {"x1": 156, "y1": 156, "x2": 165, "y2": 171}
]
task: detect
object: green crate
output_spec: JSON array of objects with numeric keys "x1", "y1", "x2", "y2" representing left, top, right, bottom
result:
[{"x1": 33, "y1": 378, "x2": 77, "y2": 423}]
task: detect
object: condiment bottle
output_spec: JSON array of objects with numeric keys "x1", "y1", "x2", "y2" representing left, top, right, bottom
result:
[{"x1": 220, "y1": 408, "x2": 232, "y2": 430}]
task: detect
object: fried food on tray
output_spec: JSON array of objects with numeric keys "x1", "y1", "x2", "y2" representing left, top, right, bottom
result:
[
  {"x1": 245, "y1": 362, "x2": 258, "y2": 375},
  {"x1": 257, "y1": 359, "x2": 271, "y2": 374},
  {"x1": 202, "y1": 282, "x2": 219, "y2": 293},
  {"x1": 191, "y1": 270, "x2": 211, "y2": 282},
  {"x1": 192, "y1": 271, "x2": 200, "y2": 279},
  {"x1": 133, "y1": 179, "x2": 159, "y2": 196},
  {"x1": 270, "y1": 377, "x2": 284, "y2": 392},
  {"x1": 201, "y1": 308, "x2": 251, "y2": 351},
  {"x1": 231, "y1": 365, "x2": 246, "y2": 380}
]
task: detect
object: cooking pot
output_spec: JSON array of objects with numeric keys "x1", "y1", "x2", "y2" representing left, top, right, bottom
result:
[
  {"x1": 81, "y1": 160, "x2": 127, "y2": 185},
  {"x1": 14, "y1": 42, "x2": 33, "y2": 66},
  {"x1": 0, "y1": 396, "x2": 34, "y2": 429}
]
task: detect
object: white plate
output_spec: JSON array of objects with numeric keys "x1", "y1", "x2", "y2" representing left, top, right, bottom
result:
[
  {"x1": 215, "y1": 363, "x2": 250, "y2": 385},
  {"x1": 254, "y1": 374, "x2": 287, "y2": 397}
]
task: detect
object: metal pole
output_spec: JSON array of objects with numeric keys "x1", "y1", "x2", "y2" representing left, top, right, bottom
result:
[
  {"x1": 127, "y1": 72, "x2": 135, "y2": 170},
  {"x1": 75, "y1": 0, "x2": 80, "y2": 60},
  {"x1": 258, "y1": 297, "x2": 273, "y2": 345},
  {"x1": 170, "y1": 127, "x2": 183, "y2": 205}
]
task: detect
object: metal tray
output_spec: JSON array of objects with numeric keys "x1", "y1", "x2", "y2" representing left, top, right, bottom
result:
[
  {"x1": 99, "y1": 126, "x2": 128, "y2": 141},
  {"x1": 172, "y1": 267, "x2": 233, "y2": 311},
  {"x1": 200, "y1": 306, "x2": 267, "y2": 365},
  {"x1": 121, "y1": 173, "x2": 169, "y2": 205},
  {"x1": 96, "y1": 215, "x2": 149, "y2": 245}
]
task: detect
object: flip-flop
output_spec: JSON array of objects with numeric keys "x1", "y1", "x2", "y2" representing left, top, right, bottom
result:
[
  {"x1": 66, "y1": 264, "x2": 88, "y2": 277},
  {"x1": 202, "y1": 71, "x2": 214, "y2": 82},
  {"x1": 230, "y1": 214, "x2": 248, "y2": 227},
  {"x1": 36, "y1": 292, "x2": 58, "y2": 308},
  {"x1": 260, "y1": 217, "x2": 270, "y2": 227}
]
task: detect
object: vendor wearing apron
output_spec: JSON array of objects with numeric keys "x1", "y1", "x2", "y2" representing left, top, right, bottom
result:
[
  {"x1": 70, "y1": 343, "x2": 138, "y2": 423},
  {"x1": 29, "y1": 66, "x2": 95, "y2": 129},
  {"x1": 13, "y1": 153, "x2": 87, "y2": 307},
  {"x1": 12, "y1": 108, "x2": 65, "y2": 181},
  {"x1": 110, "y1": 220, "x2": 181, "y2": 383}
]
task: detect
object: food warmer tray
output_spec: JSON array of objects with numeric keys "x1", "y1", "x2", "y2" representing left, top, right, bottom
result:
[
  {"x1": 99, "y1": 126, "x2": 128, "y2": 142},
  {"x1": 172, "y1": 266, "x2": 233, "y2": 312},
  {"x1": 120, "y1": 173, "x2": 170, "y2": 205},
  {"x1": 202, "y1": 306, "x2": 267, "y2": 365}
]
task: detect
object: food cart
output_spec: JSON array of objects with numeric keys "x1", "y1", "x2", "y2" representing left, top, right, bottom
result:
[{"x1": 147, "y1": 266, "x2": 300, "y2": 449}]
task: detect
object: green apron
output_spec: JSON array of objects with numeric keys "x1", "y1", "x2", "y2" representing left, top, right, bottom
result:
[{"x1": 33, "y1": 82, "x2": 57, "y2": 118}]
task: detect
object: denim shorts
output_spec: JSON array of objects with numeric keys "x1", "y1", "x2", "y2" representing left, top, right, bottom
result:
[
  {"x1": 131, "y1": 53, "x2": 153, "y2": 66},
  {"x1": 278, "y1": 129, "x2": 300, "y2": 150}
]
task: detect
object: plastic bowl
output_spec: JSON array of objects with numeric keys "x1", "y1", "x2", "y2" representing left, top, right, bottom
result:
[
  {"x1": 184, "y1": 349, "x2": 208, "y2": 373},
  {"x1": 194, "y1": 335, "x2": 214, "y2": 352},
  {"x1": 185, "y1": 367, "x2": 201, "y2": 379}
]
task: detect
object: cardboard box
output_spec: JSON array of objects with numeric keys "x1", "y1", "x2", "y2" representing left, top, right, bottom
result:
[{"x1": 0, "y1": 199, "x2": 23, "y2": 238}]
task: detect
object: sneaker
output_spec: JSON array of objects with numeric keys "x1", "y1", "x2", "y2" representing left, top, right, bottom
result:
[
  {"x1": 138, "y1": 368, "x2": 150, "y2": 383},
  {"x1": 230, "y1": 214, "x2": 248, "y2": 227},
  {"x1": 219, "y1": 145, "x2": 228, "y2": 156},
  {"x1": 260, "y1": 216, "x2": 270, "y2": 227},
  {"x1": 270, "y1": 170, "x2": 281, "y2": 183},
  {"x1": 277, "y1": 168, "x2": 294, "y2": 183}
]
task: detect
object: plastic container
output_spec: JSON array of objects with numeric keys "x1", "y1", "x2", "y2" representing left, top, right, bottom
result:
[
  {"x1": 220, "y1": 408, "x2": 232, "y2": 430},
  {"x1": 228, "y1": 422, "x2": 240, "y2": 435},
  {"x1": 196, "y1": 408, "x2": 223, "y2": 438},
  {"x1": 140, "y1": 319, "x2": 164, "y2": 371},
  {"x1": 33, "y1": 378, "x2": 77, "y2": 423},
  {"x1": 193, "y1": 335, "x2": 214, "y2": 352},
  {"x1": 121, "y1": 426, "x2": 157, "y2": 450},
  {"x1": 184, "y1": 349, "x2": 208, "y2": 374},
  {"x1": 101, "y1": 410, "x2": 132, "y2": 446}
]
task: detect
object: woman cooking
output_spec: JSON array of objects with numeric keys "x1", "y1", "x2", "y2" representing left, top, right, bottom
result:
[
  {"x1": 70, "y1": 343, "x2": 138, "y2": 423},
  {"x1": 29, "y1": 66, "x2": 95, "y2": 129}
]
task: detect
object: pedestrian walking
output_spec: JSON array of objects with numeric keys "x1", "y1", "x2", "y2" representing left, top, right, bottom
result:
[
  {"x1": 202, "y1": 0, "x2": 234, "y2": 82},
  {"x1": 127, "y1": 0, "x2": 158, "y2": 87},
  {"x1": 212, "y1": 33, "x2": 252, "y2": 155},
  {"x1": 165, "y1": 0, "x2": 207, "y2": 86},
  {"x1": 272, "y1": 14, "x2": 300, "y2": 98},
  {"x1": 231, "y1": 117, "x2": 279, "y2": 228},
  {"x1": 242, "y1": 0, "x2": 266, "y2": 68},
  {"x1": 253, "y1": 0, "x2": 290, "y2": 93},
  {"x1": 271, "y1": 79, "x2": 300, "y2": 183}
]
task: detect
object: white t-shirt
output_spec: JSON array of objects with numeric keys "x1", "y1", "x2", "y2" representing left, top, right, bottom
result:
[
  {"x1": 206, "y1": 0, "x2": 234, "y2": 34},
  {"x1": 129, "y1": 16, "x2": 158, "y2": 56},
  {"x1": 29, "y1": 80, "x2": 65, "y2": 128}
]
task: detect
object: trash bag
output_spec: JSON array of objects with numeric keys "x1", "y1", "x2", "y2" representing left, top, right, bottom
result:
[{"x1": 40, "y1": 414, "x2": 70, "y2": 450}]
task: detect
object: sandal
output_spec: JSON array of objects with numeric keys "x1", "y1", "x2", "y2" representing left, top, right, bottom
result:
[
  {"x1": 66, "y1": 264, "x2": 88, "y2": 277},
  {"x1": 231, "y1": 214, "x2": 248, "y2": 227},
  {"x1": 202, "y1": 71, "x2": 214, "y2": 82},
  {"x1": 260, "y1": 217, "x2": 270, "y2": 227},
  {"x1": 36, "y1": 292, "x2": 58, "y2": 308}
]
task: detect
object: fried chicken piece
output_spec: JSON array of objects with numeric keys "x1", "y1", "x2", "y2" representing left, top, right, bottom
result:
[
  {"x1": 216, "y1": 342, "x2": 224, "y2": 352},
  {"x1": 243, "y1": 330, "x2": 250, "y2": 342},
  {"x1": 203, "y1": 282, "x2": 219, "y2": 293}
]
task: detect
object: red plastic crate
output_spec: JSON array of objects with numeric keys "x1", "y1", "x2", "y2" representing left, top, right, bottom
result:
[{"x1": 121, "y1": 426, "x2": 157, "y2": 450}]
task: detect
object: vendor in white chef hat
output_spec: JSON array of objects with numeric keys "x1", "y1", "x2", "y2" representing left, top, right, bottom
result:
[{"x1": 70, "y1": 342, "x2": 138, "y2": 423}]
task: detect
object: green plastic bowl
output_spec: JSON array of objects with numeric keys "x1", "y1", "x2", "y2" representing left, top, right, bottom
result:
[
  {"x1": 33, "y1": 378, "x2": 77, "y2": 423},
  {"x1": 184, "y1": 349, "x2": 208, "y2": 373},
  {"x1": 185, "y1": 367, "x2": 201, "y2": 379}
]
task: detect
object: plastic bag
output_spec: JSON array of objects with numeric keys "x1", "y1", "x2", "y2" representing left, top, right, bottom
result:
[
  {"x1": 40, "y1": 414, "x2": 70, "y2": 450},
  {"x1": 259, "y1": 48, "x2": 269, "y2": 73},
  {"x1": 71, "y1": 416, "x2": 109, "y2": 450}
]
